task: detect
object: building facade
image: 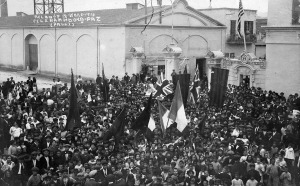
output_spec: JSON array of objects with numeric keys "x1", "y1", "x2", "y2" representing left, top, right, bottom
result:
[
  {"x1": 265, "y1": 0, "x2": 300, "y2": 96},
  {"x1": 199, "y1": 8, "x2": 257, "y2": 59},
  {"x1": 0, "y1": 0, "x2": 226, "y2": 82}
]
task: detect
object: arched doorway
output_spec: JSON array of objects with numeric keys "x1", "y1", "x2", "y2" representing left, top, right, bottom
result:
[
  {"x1": 233, "y1": 64, "x2": 256, "y2": 87},
  {"x1": 25, "y1": 34, "x2": 38, "y2": 71}
]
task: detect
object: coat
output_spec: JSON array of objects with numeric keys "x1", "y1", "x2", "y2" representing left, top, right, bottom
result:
[
  {"x1": 85, "y1": 178, "x2": 101, "y2": 186},
  {"x1": 114, "y1": 178, "x2": 127, "y2": 186}
]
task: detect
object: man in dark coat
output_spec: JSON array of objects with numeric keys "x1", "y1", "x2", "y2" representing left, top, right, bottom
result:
[
  {"x1": 39, "y1": 148, "x2": 54, "y2": 173},
  {"x1": 12, "y1": 155, "x2": 28, "y2": 186},
  {"x1": 246, "y1": 163, "x2": 261, "y2": 182},
  {"x1": 26, "y1": 151, "x2": 41, "y2": 175},
  {"x1": 114, "y1": 171, "x2": 127, "y2": 186}
]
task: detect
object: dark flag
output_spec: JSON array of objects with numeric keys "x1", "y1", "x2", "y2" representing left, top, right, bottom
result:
[
  {"x1": 174, "y1": 74, "x2": 190, "y2": 107},
  {"x1": 209, "y1": 67, "x2": 229, "y2": 107},
  {"x1": 131, "y1": 93, "x2": 152, "y2": 133},
  {"x1": 103, "y1": 107, "x2": 127, "y2": 142},
  {"x1": 65, "y1": 69, "x2": 81, "y2": 131},
  {"x1": 102, "y1": 63, "x2": 109, "y2": 102},
  {"x1": 184, "y1": 65, "x2": 188, "y2": 74}
]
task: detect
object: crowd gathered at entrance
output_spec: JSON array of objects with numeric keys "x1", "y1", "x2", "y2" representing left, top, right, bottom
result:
[{"x1": 0, "y1": 71, "x2": 299, "y2": 186}]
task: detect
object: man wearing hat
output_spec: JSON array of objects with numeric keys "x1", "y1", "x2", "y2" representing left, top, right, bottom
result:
[
  {"x1": 41, "y1": 134, "x2": 52, "y2": 149},
  {"x1": 27, "y1": 167, "x2": 42, "y2": 186},
  {"x1": 12, "y1": 155, "x2": 28, "y2": 185},
  {"x1": 114, "y1": 171, "x2": 127, "y2": 186},
  {"x1": 40, "y1": 148, "x2": 53, "y2": 173},
  {"x1": 27, "y1": 151, "x2": 41, "y2": 174}
]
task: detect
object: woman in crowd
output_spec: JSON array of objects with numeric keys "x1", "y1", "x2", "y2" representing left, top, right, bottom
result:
[{"x1": 0, "y1": 74, "x2": 299, "y2": 186}]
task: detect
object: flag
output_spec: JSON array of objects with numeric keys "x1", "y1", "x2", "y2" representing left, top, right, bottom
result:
[
  {"x1": 153, "y1": 80, "x2": 173, "y2": 99},
  {"x1": 174, "y1": 74, "x2": 190, "y2": 106},
  {"x1": 102, "y1": 63, "x2": 109, "y2": 102},
  {"x1": 158, "y1": 100, "x2": 173, "y2": 133},
  {"x1": 148, "y1": 115, "x2": 156, "y2": 131},
  {"x1": 103, "y1": 107, "x2": 127, "y2": 142},
  {"x1": 189, "y1": 67, "x2": 201, "y2": 104},
  {"x1": 210, "y1": 67, "x2": 229, "y2": 107},
  {"x1": 184, "y1": 65, "x2": 188, "y2": 74},
  {"x1": 131, "y1": 93, "x2": 152, "y2": 132},
  {"x1": 237, "y1": 0, "x2": 244, "y2": 38},
  {"x1": 168, "y1": 81, "x2": 188, "y2": 132},
  {"x1": 65, "y1": 69, "x2": 81, "y2": 131}
]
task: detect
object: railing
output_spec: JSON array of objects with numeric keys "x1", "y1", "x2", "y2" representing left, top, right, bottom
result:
[{"x1": 227, "y1": 34, "x2": 257, "y2": 44}]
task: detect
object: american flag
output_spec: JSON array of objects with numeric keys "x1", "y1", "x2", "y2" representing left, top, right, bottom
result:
[{"x1": 237, "y1": 0, "x2": 244, "y2": 38}]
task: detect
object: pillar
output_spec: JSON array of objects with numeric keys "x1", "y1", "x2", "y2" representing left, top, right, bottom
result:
[
  {"x1": 131, "y1": 57, "x2": 142, "y2": 74},
  {"x1": 165, "y1": 56, "x2": 180, "y2": 81}
]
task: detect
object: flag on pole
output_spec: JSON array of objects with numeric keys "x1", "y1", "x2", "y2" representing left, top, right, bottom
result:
[
  {"x1": 103, "y1": 107, "x2": 127, "y2": 142},
  {"x1": 168, "y1": 81, "x2": 188, "y2": 132},
  {"x1": 237, "y1": 0, "x2": 244, "y2": 38},
  {"x1": 65, "y1": 69, "x2": 81, "y2": 131},
  {"x1": 102, "y1": 63, "x2": 109, "y2": 102},
  {"x1": 131, "y1": 93, "x2": 152, "y2": 132},
  {"x1": 158, "y1": 100, "x2": 173, "y2": 133},
  {"x1": 148, "y1": 115, "x2": 156, "y2": 131},
  {"x1": 189, "y1": 67, "x2": 201, "y2": 104},
  {"x1": 153, "y1": 80, "x2": 173, "y2": 99}
]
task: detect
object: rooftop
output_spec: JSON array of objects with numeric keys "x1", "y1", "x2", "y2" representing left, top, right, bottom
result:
[
  {"x1": 198, "y1": 7, "x2": 257, "y2": 12},
  {"x1": 0, "y1": 6, "x2": 164, "y2": 28}
]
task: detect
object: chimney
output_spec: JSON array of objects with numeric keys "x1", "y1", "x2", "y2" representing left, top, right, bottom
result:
[
  {"x1": 0, "y1": 0, "x2": 8, "y2": 17},
  {"x1": 126, "y1": 3, "x2": 144, "y2": 10}
]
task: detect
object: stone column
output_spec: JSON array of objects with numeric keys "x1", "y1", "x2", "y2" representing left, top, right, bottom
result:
[
  {"x1": 131, "y1": 57, "x2": 142, "y2": 74},
  {"x1": 165, "y1": 57, "x2": 181, "y2": 81},
  {"x1": 129, "y1": 47, "x2": 144, "y2": 74},
  {"x1": 162, "y1": 44, "x2": 182, "y2": 81}
]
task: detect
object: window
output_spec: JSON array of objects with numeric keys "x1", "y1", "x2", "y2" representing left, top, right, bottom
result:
[
  {"x1": 225, "y1": 53, "x2": 235, "y2": 59},
  {"x1": 244, "y1": 21, "x2": 254, "y2": 35},
  {"x1": 230, "y1": 53, "x2": 235, "y2": 59},
  {"x1": 230, "y1": 20, "x2": 236, "y2": 36},
  {"x1": 293, "y1": 0, "x2": 300, "y2": 24}
]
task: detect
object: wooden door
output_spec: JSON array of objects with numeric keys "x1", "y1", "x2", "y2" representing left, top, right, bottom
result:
[{"x1": 29, "y1": 44, "x2": 38, "y2": 70}]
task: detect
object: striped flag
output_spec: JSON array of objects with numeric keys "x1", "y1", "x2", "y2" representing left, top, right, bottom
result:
[
  {"x1": 237, "y1": 0, "x2": 244, "y2": 38},
  {"x1": 169, "y1": 81, "x2": 188, "y2": 132},
  {"x1": 158, "y1": 100, "x2": 173, "y2": 134}
]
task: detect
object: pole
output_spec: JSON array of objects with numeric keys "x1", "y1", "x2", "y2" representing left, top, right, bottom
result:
[
  {"x1": 243, "y1": 35, "x2": 247, "y2": 53},
  {"x1": 145, "y1": 0, "x2": 147, "y2": 24},
  {"x1": 170, "y1": 0, "x2": 174, "y2": 44}
]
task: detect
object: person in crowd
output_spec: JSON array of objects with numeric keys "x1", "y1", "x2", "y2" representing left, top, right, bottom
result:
[{"x1": 0, "y1": 74, "x2": 299, "y2": 186}]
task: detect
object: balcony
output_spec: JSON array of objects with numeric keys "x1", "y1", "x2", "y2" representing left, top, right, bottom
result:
[{"x1": 227, "y1": 34, "x2": 257, "y2": 45}]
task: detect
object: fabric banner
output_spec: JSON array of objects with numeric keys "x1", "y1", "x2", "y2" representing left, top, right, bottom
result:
[
  {"x1": 174, "y1": 74, "x2": 190, "y2": 107},
  {"x1": 209, "y1": 67, "x2": 229, "y2": 107}
]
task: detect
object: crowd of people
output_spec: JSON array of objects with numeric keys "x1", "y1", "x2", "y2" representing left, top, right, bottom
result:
[{"x1": 0, "y1": 71, "x2": 299, "y2": 186}]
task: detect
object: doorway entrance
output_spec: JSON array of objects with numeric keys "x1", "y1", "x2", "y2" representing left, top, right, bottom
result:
[
  {"x1": 25, "y1": 34, "x2": 38, "y2": 71},
  {"x1": 196, "y1": 58, "x2": 206, "y2": 80},
  {"x1": 239, "y1": 74, "x2": 250, "y2": 87}
]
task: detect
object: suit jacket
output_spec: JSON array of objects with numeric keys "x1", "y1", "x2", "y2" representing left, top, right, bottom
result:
[
  {"x1": 26, "y1": 159, "x2": 41, "y2": 175},
  {"x1": 40, "y1": 156, "x2": 54, "y2": 171},
  {"x1": 269, "y1": 132, "x2": 281, "y2": 145},
  {"x1": 12, "y1": 162, "x2": 27, "y2": 176},
  {"x1": 40, "y1": 141, "x2": 52, "y2": 150}
]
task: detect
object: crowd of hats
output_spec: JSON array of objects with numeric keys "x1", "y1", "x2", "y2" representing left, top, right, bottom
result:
[{"x1": 0, "y1": 75, "x2": 299, "y2": 186}]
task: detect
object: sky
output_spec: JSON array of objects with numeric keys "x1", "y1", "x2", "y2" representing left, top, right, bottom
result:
[{"x1": 7, "y1": 0, "x2": 268, "y2": 17}]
